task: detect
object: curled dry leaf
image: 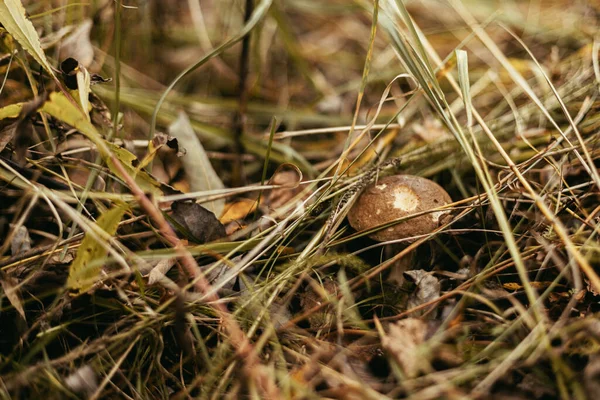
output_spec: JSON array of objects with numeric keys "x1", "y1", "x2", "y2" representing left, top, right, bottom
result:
[
  {"x1": 170, "y1": 200, "x2": 225, "y2": 244},
  {"x1": 404, "y1": 269, "x2": 440, "y2": 317},
  {"x1": 381, "y1": 318, "x2": 428, "y2": 378},
  {"x1": 60, "y1": 57, "x2": 91, "y2": 120},
  {"x1": 265, "y1": 167, "x2": 310, "y2": 214}
]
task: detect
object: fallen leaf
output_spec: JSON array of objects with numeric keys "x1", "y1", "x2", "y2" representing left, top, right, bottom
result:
[
  {"x1": 170, "y1": 200, "x2": 225, "y2": 243},
  {"x1": 139, "y1": 132, "x2": 179, "y2": 170},
  {"x1": 265, "y1": 167, "x2": 308, "y2": 212},
  {"x1": 0, "y1": 103, "x2": 23, "y2": 120},
  {"x1": 404, "y1": 269, "x2": 440, "y2": 317},
  {"x1": 10, "y1": 224, "x2": 31, "y2": 255},
  {"x1": 219, "y1": 198, "x2": 257, "y2": 224},
  {"x1": 381, "y1": 318, "x2": 429, "y2": 378}
]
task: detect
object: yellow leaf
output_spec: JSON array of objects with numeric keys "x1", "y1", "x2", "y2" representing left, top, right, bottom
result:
[
  {"x1": 0, "y1": 103, "x2": 23, "y2": 120},
  {"x1": 0, "y1": 0, "x2": 55, "y2": 77},
  {"x1": 219, "y1": 198, "x2": 257, "y2": 224},
  {"x1": 67, "y1": 204, "x2": 127, "y2": 293}
]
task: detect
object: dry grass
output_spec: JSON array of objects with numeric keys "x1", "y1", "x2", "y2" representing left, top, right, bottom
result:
[{"x1": 1, "y1": 0, "x2": 600, "y2": 399}]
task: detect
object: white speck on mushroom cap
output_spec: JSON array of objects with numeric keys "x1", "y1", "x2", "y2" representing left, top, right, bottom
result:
[
  {"x1": 376, "y1": 184, "x2": 388, "y2": 190},
  {"x1": 393, "y1": 186, "x2": 419, "y2": 212}
]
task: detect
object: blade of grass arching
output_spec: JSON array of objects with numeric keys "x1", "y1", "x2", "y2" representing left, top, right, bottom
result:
[
  {"x1": 499, "y1": 24, "x2": 600, "y2": 192},
  {"x1": 148, "y1": 0, "x2": 274, "y2": 140},
  {"x1": 445, "y1": 0, "x2": 600, "y2": 294},
  {"x1": 417, "y1": 10, "x2": 598, "y2": 394},
  {"x1": 388, "y1": 0, "x2": 437, "y2": 85},
  {"x1": 449, "y1": 0, "x2": 600, "y2": 191}
]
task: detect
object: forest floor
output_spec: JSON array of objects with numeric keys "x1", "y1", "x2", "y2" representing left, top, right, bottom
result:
[{"x1": 1, "y1": 0, "x2": 600, "y2": 399}]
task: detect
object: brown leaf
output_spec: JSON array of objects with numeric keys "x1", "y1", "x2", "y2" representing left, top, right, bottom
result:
[{"x1": 170, "y1": 200, "x2": 226, "y2": 243}]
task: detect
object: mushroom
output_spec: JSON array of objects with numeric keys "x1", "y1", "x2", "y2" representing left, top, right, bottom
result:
[{"x1": 348, "y1": 174, "x2": 452, "y2": 242}]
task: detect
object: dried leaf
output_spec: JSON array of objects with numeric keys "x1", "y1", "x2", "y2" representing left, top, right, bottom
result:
[
  {"x1": 10, "y1": 224, "x2": 31, "y2": 255},
  {"x1": 0, "y1": 0, "x2": 56, "y2": 77},
  {"x1": 404, "y1": 270, "x2": 440, "y2": 316},
  {"x1": 381, "y1": 318, "x2": 428, "y2": 378},
  {"x1": 67, "y1": 204, "x2": 127, "y2": 293},
  {"x1": 168, "y1": 111, "x2": 225, "y2": 215},
  {"x1": 139, "y1": 132, "x2": 178, "y2": 170},
  {"x1": 170, "y1": 200, "x2": 225, "y2": 243},
  {"x1": 219, "y1": 198, "x2": 257, "y2": 224},
  {"x1": 266, "y1": 168, "x2": 307, "y2": 212}
]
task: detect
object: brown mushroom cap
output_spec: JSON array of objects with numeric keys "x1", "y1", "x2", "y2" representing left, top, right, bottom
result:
[{"x1": 348, "y1": 174, "x2": 452, "y2": 242}]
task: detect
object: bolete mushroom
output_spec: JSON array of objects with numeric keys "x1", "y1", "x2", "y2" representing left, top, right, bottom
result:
[{"x1": 348, "y1": 174, "x2": 452, "y2": 242}]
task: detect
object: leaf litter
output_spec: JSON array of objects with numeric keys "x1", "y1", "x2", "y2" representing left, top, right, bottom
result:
[{"x1": 0, "y1": 1, "x2": 600, "y2": 399}]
